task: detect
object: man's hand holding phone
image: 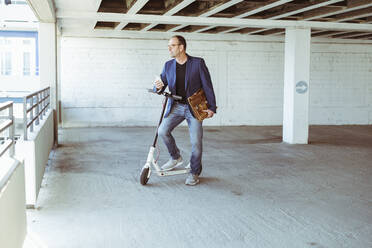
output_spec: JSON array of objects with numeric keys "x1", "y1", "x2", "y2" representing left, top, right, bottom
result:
[{"x1": 154, "y1": 76, "x2": 164, "y2": 90}]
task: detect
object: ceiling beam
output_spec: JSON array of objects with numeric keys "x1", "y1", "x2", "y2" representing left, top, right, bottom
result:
[
  {"x1": 311, "y1": 30, "x2": 328, "y2": 34},
  {"x1": 115, "y1": 0, "x2": 150, "y2": 30},
  {"x1": 196, "y1": 26, "x2": 222, "y2": 33},
  {"x1": 331, "y1": 31, "x2": 372, "y2": 39},
  {"x1": 198, "y1": 0, "x2": 293, "y2": 34},
  {"x1": 87, "y1": 0, "x2": 102, "y2": 30},
  {"x1": 60, "y1": 26, "x2": 372, "y2": 44},
  {"x1": 168, "y1": 0, "x2": 243, "y2": 32},
  {"x1": 349, "y1": 33, "x2": 372, "y2": 39},
  {"x1": 199, "y1": 0, "x2": 243, "y2": 17},
  {"x1": 332, "y1": 6, "x2": 372, "y2": 22},
  {"x1": 303, "y1": 1, "x2": 372, "y2": 20},
  {"x1": 141, "y1": 0, "x2": 196, "y2": 32},
  {"x1": 278, "y1": 2, "x2": 372, "y2": 39},
  {"x1": 265, "y1": 0, "x2": 344, "y2": 20},
  {"x1": 311, "y1": 30, "x2": 340, "y2": 37},
  {"x1": 56, "y1": 11, "x2": 372, "y2": 32},
  {"x1": 254, "y1": 28, "x2": 285, "y2": 36},
  {"x1": 26, "y1": 0, "x2": 56, "y2": 23},
  {"x1": 314, "y1": 30, "x2": 349, "y2": 37},
  {"x1": 235, "y1": 0, "x2": 293, "y2": 18},
  {"x1": 245, "y1": 0, "x2": 344, "y2": 35},
  {"x1": 314, "y1": 29, "x2": 372, "y2": 39}
]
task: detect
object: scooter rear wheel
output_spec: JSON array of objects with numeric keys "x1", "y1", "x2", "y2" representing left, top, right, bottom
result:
[{"x1": 140, "y1": 167, "x2": 150, "y2": 185}]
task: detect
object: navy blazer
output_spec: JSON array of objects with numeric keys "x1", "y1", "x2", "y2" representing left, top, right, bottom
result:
[{"x1": 156, "y1": 54, "x2": 217, "y2": 118}]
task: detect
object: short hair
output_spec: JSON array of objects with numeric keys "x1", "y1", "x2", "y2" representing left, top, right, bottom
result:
[{"x1": 172, "y1": 35, "x2": 187, "y2": 51}]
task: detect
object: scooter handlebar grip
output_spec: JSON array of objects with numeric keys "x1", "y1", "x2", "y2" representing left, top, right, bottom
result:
[
  {"x1": 172, "y1": 95, "x2": 182, "y2": 100},
  {"x1": 147, "y1": 89, "x2": 182, "y2": 100}
]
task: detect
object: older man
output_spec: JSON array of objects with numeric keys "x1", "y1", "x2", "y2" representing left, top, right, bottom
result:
[{"x1": 154, "y1": 35, "x2": 217, "y2": 186}]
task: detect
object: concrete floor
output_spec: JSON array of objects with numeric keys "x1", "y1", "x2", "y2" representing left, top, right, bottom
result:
[{"x1": 24, "y1": 126, "x2": 372, "y2": 248}]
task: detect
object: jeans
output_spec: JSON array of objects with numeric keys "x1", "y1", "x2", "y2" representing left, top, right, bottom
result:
[{"x1": 157, "y1": 102, "x2": 203, "y2": 176}]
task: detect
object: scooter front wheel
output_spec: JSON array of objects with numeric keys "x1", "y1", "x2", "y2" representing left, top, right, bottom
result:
[{"x1": 140, "y1": 167, "x2": 150, "y2": 185}]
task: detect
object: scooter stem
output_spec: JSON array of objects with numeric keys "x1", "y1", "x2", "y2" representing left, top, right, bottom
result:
[{"x1": 152, "y1": 96, "x2": 169, "y2": 147}]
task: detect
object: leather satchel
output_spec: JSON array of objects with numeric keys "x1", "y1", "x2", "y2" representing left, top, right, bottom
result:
[{"x1": 187, "y1": 88, "x2": 208, "y2": 121}]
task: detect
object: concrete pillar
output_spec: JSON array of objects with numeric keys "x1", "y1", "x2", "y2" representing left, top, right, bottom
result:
[
  {"x1": 39, "y1": 22, "x2": 58, "y2": 144},
  {"x1": 283, "y1": 27, "x2": 311, "y2": 144}
]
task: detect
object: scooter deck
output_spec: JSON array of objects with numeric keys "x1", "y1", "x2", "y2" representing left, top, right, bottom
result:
[{"x1": 156, "y1": 167, "x2": 191, "y2": 176}]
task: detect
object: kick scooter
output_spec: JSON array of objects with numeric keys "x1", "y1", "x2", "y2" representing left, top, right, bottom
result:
[{"x1": 140, "y1": 89, "x2": 190, "y2": 185}]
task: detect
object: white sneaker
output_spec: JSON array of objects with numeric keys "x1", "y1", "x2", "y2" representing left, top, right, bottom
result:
[
  {"x1": 185, "y1": 173, "x2": 199, "y2": 186},
  {"x1": 161, "y1": 156, "x2": 183, "y2": 171}
]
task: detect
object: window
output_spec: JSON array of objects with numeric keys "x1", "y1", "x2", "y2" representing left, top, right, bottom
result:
[
  {"x1": 0, "y1": 32, "x2": 38, "y2": 77},
  {"x1": 0, "y1": 38, "x2": 12, "y2": 45},
  {"x1": 23, "y1": 52, "x2": 30, "y2": 76},
  {"x1": 1, "y1": 52, "x2": 12, "y2": 75},
  {"x1": 5, "y1": 52, "x2": 12, "y2": 75}
]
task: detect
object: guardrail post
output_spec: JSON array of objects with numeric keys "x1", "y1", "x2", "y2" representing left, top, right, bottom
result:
[
  {"x1": 48, "y1": 88, "x2": 50, "y2": 111},
  {"x1": 21, "y1": 87, "x2": 51, "y2": 141},
  {"x1": 36, "y1": 93, "x2": 40, "y2": 126},
  {"x1": 30, "y1": 96, "x2": 34, "y2": 133},
  {"x1": 40, "y1": 90, "x2": 44, "y2": 120},
  {"x1": 23, "y1": 97, "x2": 28, "y2": 140},
  {"x1": 9, "y1": 103, "x2": 14, "y2": 157}
]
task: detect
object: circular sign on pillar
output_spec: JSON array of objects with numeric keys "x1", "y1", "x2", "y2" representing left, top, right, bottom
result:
[{"x1": 296, "y1": 81, "x2": 308, "y2": 94}]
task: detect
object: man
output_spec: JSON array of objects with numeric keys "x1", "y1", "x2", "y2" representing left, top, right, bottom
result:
[{"x1": 154, "y1": 35, "x2": 217, "y2": 186}]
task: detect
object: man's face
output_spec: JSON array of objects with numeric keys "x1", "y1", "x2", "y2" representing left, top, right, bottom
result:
[{"x1": 168, "y1": 37, "x2": 182, "y2": 58}]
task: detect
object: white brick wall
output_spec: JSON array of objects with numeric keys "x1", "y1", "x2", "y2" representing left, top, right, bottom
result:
[
  {"x1": 310, "y1": 44, "x2": 372, "y2": 124},
  {"x1": 60, "y1": 37, "x2": 372, "y2": 127}
]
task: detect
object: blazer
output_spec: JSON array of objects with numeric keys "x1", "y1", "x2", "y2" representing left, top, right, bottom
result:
[{"x1": 156, "y1": 54, "x2": 217, "y2": 118}]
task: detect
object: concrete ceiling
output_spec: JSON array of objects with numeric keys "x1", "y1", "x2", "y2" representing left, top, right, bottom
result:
[{"x1": 31, "y1": 0, "x2": 372, "y2": 40}]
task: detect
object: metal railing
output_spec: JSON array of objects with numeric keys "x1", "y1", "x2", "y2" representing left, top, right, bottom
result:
[
  {"x1": 23, "y1": 87, "x2": 50, "y2": 140},
  {"x1": 0, "y1": 101, "x2": 15, "y2": 158}
]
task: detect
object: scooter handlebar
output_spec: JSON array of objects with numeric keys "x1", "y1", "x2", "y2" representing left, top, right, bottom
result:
[
  {"x1": 170, "y1": 94, "x2": 182, "y2": 101},
  {"x1": 147, "y1": 89, "x2": 183, "y2": 101}
]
